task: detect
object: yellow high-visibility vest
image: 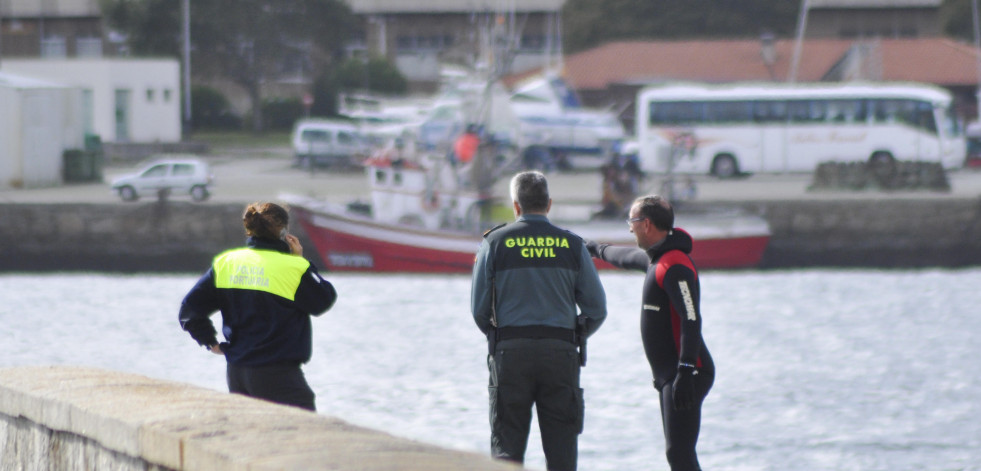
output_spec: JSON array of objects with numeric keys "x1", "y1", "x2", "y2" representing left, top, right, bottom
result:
[{"x1": 213, "y1": 248, "x2": 309, "y2": 300}]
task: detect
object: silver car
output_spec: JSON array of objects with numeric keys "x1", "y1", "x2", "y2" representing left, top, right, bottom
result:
[{"x1": 111, "y1": 157, "x2": 214, "y2": 202}]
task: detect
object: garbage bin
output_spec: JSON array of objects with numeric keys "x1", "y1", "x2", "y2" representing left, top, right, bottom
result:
[
  {"x1": 62, "y1": 146, "x2": 104, "y2": 182},
  {"x1": 63, "y1": 149, "x2": 87, "y2": 182}
]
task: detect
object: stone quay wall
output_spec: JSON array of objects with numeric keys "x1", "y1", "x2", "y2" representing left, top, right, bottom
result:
[
  {"x1": 0, "y1": 366, "x2": 518, "y2": 471},
  {"x1": 710, "y1": 197, "x2": 981, "y2": 268},
  {"x1": 0, "y1": 198, "x2": 980, "y2": 272}
]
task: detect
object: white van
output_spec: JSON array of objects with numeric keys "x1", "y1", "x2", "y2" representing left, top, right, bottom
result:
[{"x1": 291, "y1": 119, "x2": 367, "y2": 168}]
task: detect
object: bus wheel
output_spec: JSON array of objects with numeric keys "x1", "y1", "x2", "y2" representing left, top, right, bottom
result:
[
  {"x1": 870, "y1": 151, "x2": 896, "y2": 186},
  {"x1": 711, "y1": 154, "x2": 739, "y2": 179}
]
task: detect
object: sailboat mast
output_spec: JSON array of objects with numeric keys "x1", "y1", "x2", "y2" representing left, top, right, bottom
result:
[{"x1": 789, "y1": 0, "x2": 810, "y2": 83}]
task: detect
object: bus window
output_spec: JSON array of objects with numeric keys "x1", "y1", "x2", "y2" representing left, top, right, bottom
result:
[
  {"x1": 650, "y1": 101, "x2": 706, "y2": 125},
  {"x1": 788, "y1": 100, "x2": 825, "y2": 123},
  {"x1": 825, "y1": 100, "x2": 866, "y2": 123},
  {"x1": 753, "y1": 100, "x2": 788, "y2": 123},
  {"x1": 914, "y1": 101, "x2": 937, "y2": 134},
  {"x1": 943, "y1": 106, "x2": 963, "y2": 137},
  {"x1": 871, "y1": 99, "x2": 900, "y2": 123},
  {"x1": 707, "y1": 101, "x2": 752, "y2": 123}
]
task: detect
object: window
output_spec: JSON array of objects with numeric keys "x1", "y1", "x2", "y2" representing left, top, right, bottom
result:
[
  {"x1": 81, "y1": 89, "x2": 95, "y2": 135},
  {"x1": 706, "y1": 101, "x2": 751, "y2": 123},
  {"x1": 337, "y1": 131, "x2": 356, "y2": 145},
  {"x1": 396, "y1": 36, "x2": 415, "y2": 52},
  {"x1": 520, "y1": 35, "x2": 546, "y2": 51},
  {"x1": 824, "y1": 100, "x2": 866, "y2": 123},
  {"x1": 146, "y1": 89, "x2": 155, "y2": 102},
  {"x1": 753, "y1": 101, "x2": 788, "y2": 123},
  {"x1": 650, "y1": 101, "x2": 706, "y2": 125},
  {"x1": 76, "y1": 37, "x2": 103, "y2": 57},
  {"x1": 913, "y1": 101, "x2": 937, "y2": 134},
  {"x1": 788, "y1": 100, "x2": 826, "y2": 123},
  {"x1": 41, "y1": 36, "x2": 67, "y2": 58},
  {"x1": 301, "y1": 129, "x2": 331, "y2": 143},
  {"x1": 173, "y1": 164, "x2": 195, "y2": 176},
  {"x1": 396, "y1": 34, "x2": 453, "y2": 52},
  {"x1": 142, "y1": 165, "x2": 169, "y2": 178},
  {"x1": 163, "y1": 89, "x2": 172, "y2": 102}
]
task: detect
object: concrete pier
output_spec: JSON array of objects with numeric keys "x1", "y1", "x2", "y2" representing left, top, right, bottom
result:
[
  {"x1": 0, "y1": 366, "x2": 517, "y2": 471},
  {"x1": 2, "y1": 157, "x2": 981, "y2": 271}
]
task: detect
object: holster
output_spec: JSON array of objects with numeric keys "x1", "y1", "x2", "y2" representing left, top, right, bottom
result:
[
  {"x1": 487, "y1": 329, "x2": 497, "y2": 356},
  {"x1": 576, "y1": 316, "x2": 588, "y2": 367}
]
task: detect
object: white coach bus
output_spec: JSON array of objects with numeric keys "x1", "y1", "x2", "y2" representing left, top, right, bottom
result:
[{"x1": 635, "y1": 82, "x2": 966, "y2": 178}]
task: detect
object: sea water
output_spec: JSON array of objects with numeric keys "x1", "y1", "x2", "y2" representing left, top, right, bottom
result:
[{"x1": 2, "y1": 269, "x2": 980, "y2": 471}]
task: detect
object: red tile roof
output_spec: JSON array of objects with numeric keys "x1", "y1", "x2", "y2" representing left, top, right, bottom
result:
[
  {"x1": 556, "y1": 37, "x2": 981, "y2": 91},
  {"x1": 878, "y1": 38, "x2": 981, "y2": 85}
]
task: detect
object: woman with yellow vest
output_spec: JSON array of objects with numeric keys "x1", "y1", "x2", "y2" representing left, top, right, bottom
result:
[{"x1": 179, "y1": 202, "x2": 337, "y2": 411}]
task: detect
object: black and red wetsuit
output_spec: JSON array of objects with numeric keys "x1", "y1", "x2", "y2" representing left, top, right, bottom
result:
[{"x1": 588, "y1": 228, "x2": 714, "y2": 471}]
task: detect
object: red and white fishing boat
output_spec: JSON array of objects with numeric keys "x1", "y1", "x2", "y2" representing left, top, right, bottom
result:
[{"x1": 286, "y1": 157, "x2": 770, "y2": 273}]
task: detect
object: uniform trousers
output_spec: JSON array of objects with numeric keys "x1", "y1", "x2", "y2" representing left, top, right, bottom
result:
[
  {"x1": 226, "y1": 362, "x2": 316, "y2": 411},
  {"x1": 488, "y1": 338, "x2": 584, "y2": 471}
]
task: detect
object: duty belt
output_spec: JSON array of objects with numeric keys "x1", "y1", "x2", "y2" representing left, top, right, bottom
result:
[{"x1": 496, "y1": 325, "x2": 576, "y2": 344}]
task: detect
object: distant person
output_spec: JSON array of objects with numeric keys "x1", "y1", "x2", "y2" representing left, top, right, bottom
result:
[
  {"x1": 179, "y1": 202, "x2": 337, "y2": 411},
  {"x1": 594, "y1": 143, "x2": 644, "y2": 218},
  {"x1": 471, "y1": 170, "x2": 607, "y2": 470},
  {"x1": 585, "y1": 195, "x2": 714, "y2": 471},
  {"x1": 454, "y1": 124, "x2": 481, "y2": 165}
]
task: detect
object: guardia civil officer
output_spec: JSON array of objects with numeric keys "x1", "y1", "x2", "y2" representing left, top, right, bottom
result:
[
  {"x1": 179, "y1": 202, "x2": 337, "y2": 411},
  {"x1": 471, "y1": 171, "x2": 607, "y2": 471},
  {"x1": 586, "y1": 195, "x2": 714, "y2": 471}
]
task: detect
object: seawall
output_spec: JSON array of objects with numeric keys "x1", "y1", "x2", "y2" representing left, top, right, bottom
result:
[
  {"x1": 1, "y1": 198, "x2": 980, "y2": 272},
  {"x1": 0, "y1": 365, "x2": 517, "y2": 471}
]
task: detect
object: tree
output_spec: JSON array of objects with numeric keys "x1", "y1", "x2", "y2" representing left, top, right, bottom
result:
[
  {"x1": 941, "y1": 0, "x2": 975, "y2": 41},
  {"x1": 101, "y1": 0, "x2": 181, "y2": 56},
  {"x1": 335, "y1": 56, "x2": 408, "y2": 95},
  {"x1": 104, "y1": 0, "x2": 354, "y2": 133}
]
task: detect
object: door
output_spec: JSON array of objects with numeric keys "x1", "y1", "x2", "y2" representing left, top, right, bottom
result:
[
  {"x1": 114, "y1": 89, "x2": 131, "y2": 142},
  {"x1": 136, "y1": 163, "x2": 171, "y2": 193}
]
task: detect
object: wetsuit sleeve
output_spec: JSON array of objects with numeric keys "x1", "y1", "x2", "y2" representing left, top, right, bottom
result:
[
  {"x1": 575, "y1": 244, "x2": 607, "y2": 337},
  {"x1": 661, "y1": 264, "x2": 702, "y2": 366},
  {"x1": 586, "y1": 239, "x2": 649, "y2": 272},
  {"x1": 178, "y1": 268, "x2": 221, "y2": 347},
  {"x1": 470, "y1": 240, "x2": 495, "y2": 335},
  {"x1": 293, "y1": 264, "x2": 337, "y2": 316}
]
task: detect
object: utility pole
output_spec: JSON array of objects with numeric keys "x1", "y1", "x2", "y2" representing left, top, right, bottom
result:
[
  {"x1": 182, "y1": 0, "x2": 192, "y2": 135},
  {"x1": 972, "y1": 0, "x2": 981, "y2": 121},
  {"x1": 0, "y1": 0, "x2": 4, "y2": 68}
]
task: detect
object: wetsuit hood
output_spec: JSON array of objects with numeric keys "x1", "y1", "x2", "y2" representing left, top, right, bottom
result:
[{"x1": 645, "y1": 227, "x2": 693, "y2": 262}]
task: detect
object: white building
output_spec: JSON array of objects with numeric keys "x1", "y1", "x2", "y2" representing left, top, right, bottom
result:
[
  {"x1": 1, "y1": 58, "x2": 181, "y2": 144},
  {"x1": 0, "y1": 72, "x2": 83, "y2": 188}
]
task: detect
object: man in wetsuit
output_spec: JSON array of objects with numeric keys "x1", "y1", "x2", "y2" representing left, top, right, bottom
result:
[
  {"x1": 471, "y1": 170, "x2": 607, "y2": 471},
  {"x1": 586, "y1": 195, "x2": 714, "y2": 471}
]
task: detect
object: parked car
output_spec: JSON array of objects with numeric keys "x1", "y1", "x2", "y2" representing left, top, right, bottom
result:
[
  {"x1": 111, "y1": 157, "x2": 214, "y2": 202},
  {"x1": 291, "y1": 119, "x2": 368, "y2": 168}
]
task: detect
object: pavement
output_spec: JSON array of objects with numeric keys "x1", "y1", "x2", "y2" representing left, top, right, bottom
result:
[{"x1": 3, "y1": 150, "x2": 981, "y2": 205}]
